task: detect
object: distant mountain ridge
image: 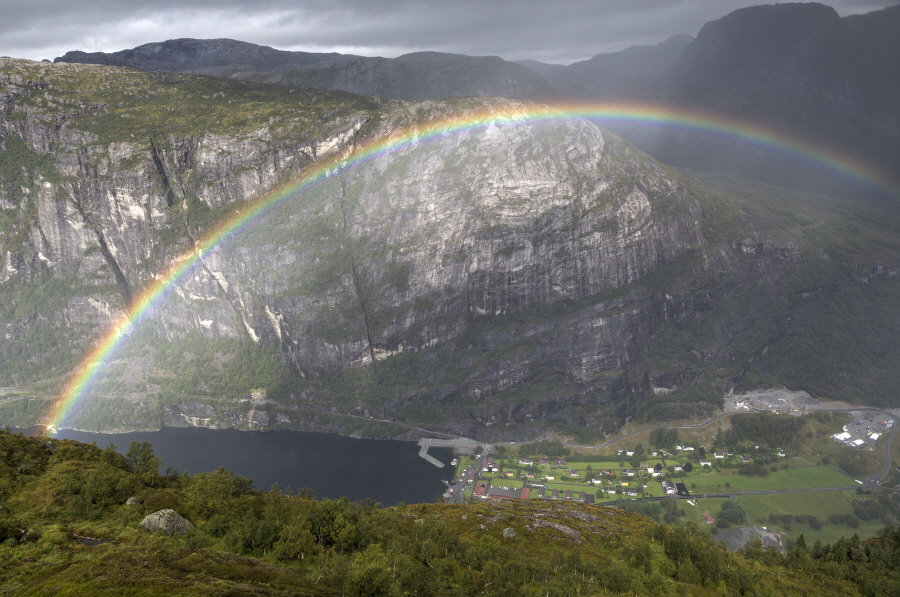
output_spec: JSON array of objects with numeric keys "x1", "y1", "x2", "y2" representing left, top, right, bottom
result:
[
  {"x1": 55, "y1": 38, "x2": 357, "y2": 78},
  {"x1": 235, "y1": 51, "x2": 556, "y2": 101},
  {"x1": 515, "y1": 34, "x2": 695, "y2": 99},
  {"x1": 52, "y1": 2, "x2": 900, "y2": 193}
]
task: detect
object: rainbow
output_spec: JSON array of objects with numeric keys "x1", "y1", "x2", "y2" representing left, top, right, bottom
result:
[{"x1": 46, "y1": 101, "x2": 899, "y2": 429}]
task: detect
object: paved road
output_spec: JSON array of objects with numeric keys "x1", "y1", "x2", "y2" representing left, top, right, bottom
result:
[
  {"x1": 446, "y1": 453, "x2": 486, "y2": 504},
  {"x1": 600, "y1": 485, "x2": 864, "y2": 506}
]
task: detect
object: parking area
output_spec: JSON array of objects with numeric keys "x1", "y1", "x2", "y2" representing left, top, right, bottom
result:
[{"x1": 838, "y1": 411, "x2": 894, "y2": 450}]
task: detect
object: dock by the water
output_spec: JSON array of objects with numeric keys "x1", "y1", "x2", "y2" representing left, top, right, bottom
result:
[{"x1": 417, "y1": 438, "x2": 480, "y2": 468}]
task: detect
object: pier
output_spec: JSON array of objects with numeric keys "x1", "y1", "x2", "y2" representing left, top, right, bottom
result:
[{"x1": 417, "y1": 438, "x2": 481, "y2": 468}]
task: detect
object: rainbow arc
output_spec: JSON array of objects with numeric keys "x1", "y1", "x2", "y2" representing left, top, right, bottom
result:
[{"x1": 47, "y1": 101, "x2": 899, "y2": 429}]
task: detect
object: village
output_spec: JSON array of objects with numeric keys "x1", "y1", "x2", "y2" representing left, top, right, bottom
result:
[
  {"x1": 427, "y1": 400, "x2": 900, "y2": 553},
  {"x1": 450, "y1": 442, "x2": 799, "y2": 515}
]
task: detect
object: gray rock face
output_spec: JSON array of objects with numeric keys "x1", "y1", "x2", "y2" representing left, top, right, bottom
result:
[
  {"x1": 502, "y1": 527, "x2": 516, "y2": 538},
  {"x1": 0, "y1": 59, "x2": 710, "y2": 437},
  {"x1": 140, "y1": 509, "x2": 194, "y2": 536},
  {"x1": 126, "y1": 497, "x2": 142, "y2": 505},
  {"x1": 11, "y1": 59, "x2": 896, "y2": 438}
]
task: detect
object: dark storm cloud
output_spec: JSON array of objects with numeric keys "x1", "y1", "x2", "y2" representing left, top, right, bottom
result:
[{"x1": 2, "y1": 0, "x2": 897, "y2": 64}]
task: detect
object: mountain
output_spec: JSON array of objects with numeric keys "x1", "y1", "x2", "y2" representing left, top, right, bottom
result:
[
  {"x1": 235, "y1": 51, "x2": 555, "y2": 101},
  {"x1": 515, "y1": 34, "x2": 694, "y2": 98},
  {"x1": 54, "y1": 38, "x2": 356, "y2": 77},
  {"x1": 55, "y1": 40, "x2": 554, "y2": 102},
  {"x1": 1, "y1": 58, "x2": 900, "y2": 440},
  {"x1": 52, "y1": 4, "x2": 900, "y2": 194},
  {"x1": 611, "y1": 3, "x2": 900, "y2": 192}
]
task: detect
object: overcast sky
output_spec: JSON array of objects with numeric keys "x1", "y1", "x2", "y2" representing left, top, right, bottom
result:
[{"x1": 2, "y1": 0, "x2": 897, "y2": 65}]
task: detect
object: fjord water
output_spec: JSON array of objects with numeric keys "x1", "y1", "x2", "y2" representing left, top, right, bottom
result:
[{"x1": 45, "y1": 427, "x2": 454, "y2": 505}]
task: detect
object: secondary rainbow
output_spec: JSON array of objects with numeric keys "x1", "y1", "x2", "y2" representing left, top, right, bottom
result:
[{"x1": 47, "y1": 101, "x2": 899, "y2": 429}]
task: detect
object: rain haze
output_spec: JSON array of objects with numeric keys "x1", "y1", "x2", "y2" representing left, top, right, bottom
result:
[{"x1": 2, "y1": 0, "x2": 897, "y2": 64}]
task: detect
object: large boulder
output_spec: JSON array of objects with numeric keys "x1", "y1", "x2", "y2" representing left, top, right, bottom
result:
[{"x1": 139, "y1": 509, "x2": 194, "y2": 536}]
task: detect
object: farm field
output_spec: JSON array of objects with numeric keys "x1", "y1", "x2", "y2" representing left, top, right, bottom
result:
[
  {"x1": 683, "y1": 463, "x2": 856, "y2": 494},
  {"x1": 736, "y1": 491, "x2": 885, "y2": 545}
]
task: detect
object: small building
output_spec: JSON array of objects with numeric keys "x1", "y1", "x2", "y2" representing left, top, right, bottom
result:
[
  {"x1": 552, "y1": 489, "x2": 559, "y2": 499},
  {"x1": 625, "y1": 450, "x2": 634, "y2": 457},
  {"x1": 546, "y1": 475, "x2": 555, "y2": 481},
  {"x1": 538, "y1": 459, "x2": 550, "y2": 466},
  {"x1": 699, "y1": 459, "x2": 712, "y2": 467},
  {"x1": 565, "y1": 490, "x2": 572, "y2": 500},
  {"x1": 520, "y1": 487, "x2": 531, "y2": 500},
  {"x1": 673, "y1": 465, "x2": 683, "y2": 472},
  {"x1": 474, "y1": 482, "x2": 488, "y2": 497},
  {"x1": 624, "y1": 469, "x2": 635, "y2": 477},
  {"x1": 702, "y1": 512, "x2": 715, "y2": 524},
  {"x1": 714, "y1": 451, "x2": 725, "y2": 459},
  {"x1": 538, "y1": 487, "x2": 546, "y2": 497},
  {"x1": 579, "y1": 491, "x2": 586, "y2": 501},
  {"x1": 870, "y1": 433, "x2": 881, "y2": 441},
  {"x1": 555, "y1": 460, "x2": 567, "y2": 467},
  {"x1": 741, "y1": 455, "x2": 751, "y2": 464},
  {"x1": 519, "y1": 458, "x2": 533, "y2": 465},
  {"x1": 662, "y1": 480, "x2": 677, "y2": 496}
]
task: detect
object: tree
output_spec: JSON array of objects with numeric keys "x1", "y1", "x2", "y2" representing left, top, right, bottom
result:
[
  {"x1": 125, "y1": 441, "x2": 162, "y2": 485},
  {"x1": 100, "y1": 443, "x2": 126, "y2": 468}
]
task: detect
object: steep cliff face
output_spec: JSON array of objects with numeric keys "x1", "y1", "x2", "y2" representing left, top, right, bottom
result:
[
  {"x1": 2, "y1": 58, "x2": 899, "y2": 439},
  {"x1": 0, "y1": 59, "x2": 708, "y2": 435}
]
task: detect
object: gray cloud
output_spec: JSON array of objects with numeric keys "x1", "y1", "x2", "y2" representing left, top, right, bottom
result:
[{"x1": 1, "y1": 0, "x2": 897, "y2": 64}]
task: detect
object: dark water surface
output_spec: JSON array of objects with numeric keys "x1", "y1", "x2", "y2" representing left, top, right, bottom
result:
[{"x1": 36, "y1": 427, "x2": 454, "y2": 505}]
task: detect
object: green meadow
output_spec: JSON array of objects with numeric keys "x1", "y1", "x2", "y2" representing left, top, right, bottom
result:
[{"x1": 736, "y1": 490, "x2": 887, "y2": 545}]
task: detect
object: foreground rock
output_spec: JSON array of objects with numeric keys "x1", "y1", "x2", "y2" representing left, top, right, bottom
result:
[{"x1": 140, "y1": 509, "x2": 194, "y2": 536}]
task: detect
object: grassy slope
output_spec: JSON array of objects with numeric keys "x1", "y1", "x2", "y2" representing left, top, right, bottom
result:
[{"x1": 4, "y1": 430, "x2": 893, "y2": 596}]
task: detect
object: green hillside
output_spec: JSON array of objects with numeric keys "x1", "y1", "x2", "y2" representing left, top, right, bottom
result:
[{"x1": 3, "y1": 430, "x2": 900, "y2": 595}]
